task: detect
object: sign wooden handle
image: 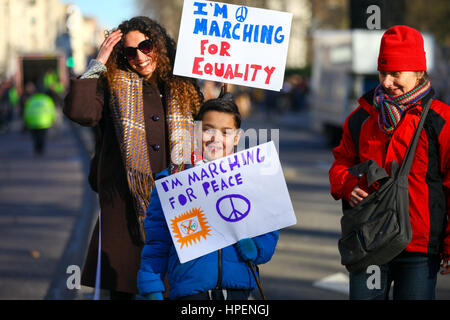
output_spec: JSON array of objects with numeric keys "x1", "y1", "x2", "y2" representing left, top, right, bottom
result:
[{"x1": 248, "y1": 262, "x2": 266, "y2": 300}]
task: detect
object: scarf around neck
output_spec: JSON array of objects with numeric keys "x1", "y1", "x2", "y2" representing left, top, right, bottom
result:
[
  {"x1": 109, "y1": 69, "x2": 195, "y2": 240},
  {"x1": 373, "y1": 79, "x2": 432, "y2": 134}
]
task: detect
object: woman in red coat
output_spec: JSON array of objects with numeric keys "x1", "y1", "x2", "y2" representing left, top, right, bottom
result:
[
  {"x1": 329, "y1": 25, "x2": 450, "y2": 300},
  {"x1": 64, "y1": 17, "x2": 202, "y2": 299}
]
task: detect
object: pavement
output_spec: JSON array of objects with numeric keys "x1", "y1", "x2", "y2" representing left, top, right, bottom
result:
[{"x1": 0, "y1": 110, "x2": 98, "y2": 300}]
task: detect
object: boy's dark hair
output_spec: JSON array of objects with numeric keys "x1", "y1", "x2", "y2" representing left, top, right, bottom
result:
[{"x1": 196, "y1": 97, "x2": 241, "y2": 129}]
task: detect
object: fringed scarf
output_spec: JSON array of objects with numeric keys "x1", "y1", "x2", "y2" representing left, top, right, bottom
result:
[
  {"x1": 109, "y1": 69, "x2": 194, "y2": 241},
  {"x1": 373, "y1": 79, "x2": 432, "y2": 134}
]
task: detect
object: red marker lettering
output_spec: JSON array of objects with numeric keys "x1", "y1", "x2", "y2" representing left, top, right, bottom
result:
[
  {"x1": 215, "y1": 63, "x2": 225, "y2": 77},
  {"x1": 200, "y1": 40, "x2": 208, "y2": 55},
  {"x1": 264, "y1": 66, "x2": 276, "y2": 84},
  {"x1": 204, "y1": 63, "x2": 214, "y2": 75},
  {"x1": 208, "y1": 44, "x2": 218, "y2": 55},
  {"x1": 224, "y1": 64, "x2": 235, "y2": 79},
  {"x1": 234, "y1": 64, "x2": 243, "y2": 78},
  {"x1": 220, "y1": 41, "x2": 231, "y2": 56},
  {"x1": 250, "y1": 64, "x2": 262, "y2": 81},
  {"x1": 192, "y1": 57, "x2": 204, "y2": 75}
]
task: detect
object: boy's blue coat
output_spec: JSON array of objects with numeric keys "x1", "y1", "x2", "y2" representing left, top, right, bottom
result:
[{"x1": 137, "y1": 168, "x2": 279, "y2": 299}]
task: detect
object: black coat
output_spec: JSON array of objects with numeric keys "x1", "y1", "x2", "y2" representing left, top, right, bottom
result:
[{"x1": 64, "y1": 77, "x2": 169, "y2": 293}]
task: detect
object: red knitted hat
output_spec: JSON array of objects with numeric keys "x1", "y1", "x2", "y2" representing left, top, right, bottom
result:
[{"x1": 377, "y1": 25, "x2": 427, "y2": 71}]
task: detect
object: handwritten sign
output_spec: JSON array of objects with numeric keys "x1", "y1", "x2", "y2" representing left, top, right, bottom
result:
[
  {"x1": 173, "y1": 0, "x2": 293, "y2": 91},
  {"x1": 155, "y1": 141, "x2": 297, "y2": 263}
]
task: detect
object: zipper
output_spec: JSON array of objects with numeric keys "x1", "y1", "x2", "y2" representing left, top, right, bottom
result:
[{"x1": 215, "y1": 249, "x2": 222, "y2": 289}]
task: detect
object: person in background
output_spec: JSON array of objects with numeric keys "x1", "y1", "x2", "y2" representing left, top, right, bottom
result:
[
  {"x1": 137, "y1": 97, "x2": 279, "y2": 300},
  {"x1": 64, "y1": 16, "x2": 203, "y2": 299},
  {"x1": 23, "y1": 91, "x2": 56, "y2": 155},
  {"x1": 329, "y1": 25, "x2": 450, "y2": 300}
]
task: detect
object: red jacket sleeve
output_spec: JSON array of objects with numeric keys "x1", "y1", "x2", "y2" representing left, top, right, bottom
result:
[
  {"x1": 329, "y1": 111, "x2": 360, "y2": 202},
  {"x1": 438, "y1": 111, "x2": 450, "y2": 257}
]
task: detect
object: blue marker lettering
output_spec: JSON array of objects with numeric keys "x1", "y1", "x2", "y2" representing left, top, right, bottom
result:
[
  {"x1": 253, "y1": 25, "x2": 260, "y2": 43},
  {"x1": 257, "y1": 147, "x2": 265, "y2": 163},
  {"x1": 200, "y1": 168, "x2": 210, "y2": 180},
  {"x1": 219, "y1": 160, "x2": 227, "y2": 173},
  {"x1": 221, "y1": 179, "x2": 229, "y2": 190},
  {"x1": 172, "y1": 178, "x2": 183, "y2": 189},
  {"x1": 274, "y1": 26, "x2": 284, "y2": 43},
  {"x1": 243, "y1": 24, "x2": 254, "y2": 42},
  {"x1": 213, "y1": 3, "x2": 228, "y2": 18},
  {"x1": 232, "y1": 23, "x2": 241, "y2": 40},
  {"x1": 202, "y1": 181, "x2": 210, "y2": 196},
  {"x1": 221, "y1": 21, "x2": 232, "y2": 38},
  {"x1": 193, "y1": 18, "x2": 208, "y2": 35},
  {"x1": 178, "y1": 194, "x2": 187, "y2": 206},
  {"x1": 208, "y1": 162, "x2": 218, "y2": 179},
  {"x1": 193, "y1": 2, "x2": 208, "y2": 15},
  {"x1": 211, "y1": 180, "x2": 219, "y2": 193},
  {"x1": 186, "y1": 188, "x2": 197, "y2": 202},
  {"x1": 235, "y1": 173, "x2": 243, "y2": 185},
  {"x1": 260, "y1": 25, "x2": 274, "y2": 44},
  {"x1": 188, "y1": 171, "x2": 201, "y2": 186},
  {"x1": 247, "y1": 150, "x2": 255, "y2": 164},
  {"x1": 228, "y1": 155, "x2": 240, "y2": 171},
  {"x1": 169, "y1": 197, "x2": 176, "y2": 209},
  {"x1": 208, "y1": 20, "x2": 221, "y2": 37}
]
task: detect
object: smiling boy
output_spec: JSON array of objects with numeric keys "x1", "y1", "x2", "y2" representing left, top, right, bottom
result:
[{"x1": 137, "y1": 97, "x2": 278, "y2": 300}]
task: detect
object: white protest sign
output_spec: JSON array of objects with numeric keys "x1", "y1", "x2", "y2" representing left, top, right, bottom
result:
[
  {"x1": 155, "y1": 141, "x2": 297, "y2": 263},
  {"x1": 173, "y1": 0, "x2": 293, "y2": 91}
]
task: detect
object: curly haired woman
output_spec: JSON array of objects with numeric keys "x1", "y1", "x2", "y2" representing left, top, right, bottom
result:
[{"x1": 64, "y1": 16, "x2": 203, "y2": 299}]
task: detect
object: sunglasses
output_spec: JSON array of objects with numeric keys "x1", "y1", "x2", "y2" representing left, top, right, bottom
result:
[{"x1": 123, "y1": 39, "x2": 153, "y2": 60}]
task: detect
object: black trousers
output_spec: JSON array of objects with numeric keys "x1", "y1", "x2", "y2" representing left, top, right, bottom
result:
[
  {"x1": 30, "y1": 129, "x2": 47, "y2": 155},
  {"x1": 178, "y1": 289, "x2": 251, "y2": 300},
  {"x1": 109, "y1": 290, "x2": 135, "y2": 300}
]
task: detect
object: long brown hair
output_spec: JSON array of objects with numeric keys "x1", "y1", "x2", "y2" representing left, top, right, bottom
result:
[{"x1": 105, "y1": 16, "x2": 203, "y2": 116}]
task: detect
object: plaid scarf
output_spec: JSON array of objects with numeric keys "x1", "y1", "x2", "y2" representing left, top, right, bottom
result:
[
  {"x1": 373, "y1": 79, "x2": 431, "y2": 134},
  {"x1": 109, "y1": 69, "x2": 194, "y2": 240}
]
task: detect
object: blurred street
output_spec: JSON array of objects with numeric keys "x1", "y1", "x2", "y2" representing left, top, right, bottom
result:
[
  {"x1": 0, "y1": 113, "x2": 97, "y2": 299},
  {"x1": 1, "y1": 106, "x2": 450, "y2": 300}
]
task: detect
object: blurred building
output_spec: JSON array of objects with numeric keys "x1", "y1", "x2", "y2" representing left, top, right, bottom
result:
[
  {"x1": 0, "y1": 0, "x2": 65, "y2": 78},
  {"x1": 64, "y1": 4, "x2": 105, "y2": 75},
  {"x1": 0, "y1": 0, "x2": 104, "y2": 84},
  {"x1": 265, "y1": 0, "x2": 312, "y2": 69}
]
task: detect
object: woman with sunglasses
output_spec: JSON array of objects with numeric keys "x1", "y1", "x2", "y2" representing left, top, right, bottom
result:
[{"x1": 64, "y1": 16, "x2": 203, "y2": 300}]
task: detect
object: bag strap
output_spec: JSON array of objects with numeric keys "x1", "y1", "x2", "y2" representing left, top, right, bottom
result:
[{"x1": 398, "y1": 98, "x2": 432, "y2": 177}]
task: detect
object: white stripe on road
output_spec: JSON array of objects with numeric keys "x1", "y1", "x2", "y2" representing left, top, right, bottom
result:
[{"x1": 313, "y1": 272, "x2": 349, "y2": 295}]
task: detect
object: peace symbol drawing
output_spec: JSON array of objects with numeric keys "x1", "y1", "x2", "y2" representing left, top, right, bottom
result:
[
  {"x1": 235, "y1": 6, "x2": 248, "y2": 23},
  {"x1": 216, "y1": 194, "x2": 251, "y2": 222}
]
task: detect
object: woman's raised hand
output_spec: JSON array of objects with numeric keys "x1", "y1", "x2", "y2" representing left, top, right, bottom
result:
[{"x1": 96, "y1": 29, "x2": 123, "y2": 65}]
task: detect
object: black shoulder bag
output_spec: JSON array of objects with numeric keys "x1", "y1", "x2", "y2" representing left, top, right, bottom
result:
[{"x1": 338, "y1": 99, "x2": 432, "y2": 273}]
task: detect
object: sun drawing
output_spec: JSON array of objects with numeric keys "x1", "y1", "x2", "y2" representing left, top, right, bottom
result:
[{"x1": 170, "y1": 208, "x2": 212, "y2": 249}]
